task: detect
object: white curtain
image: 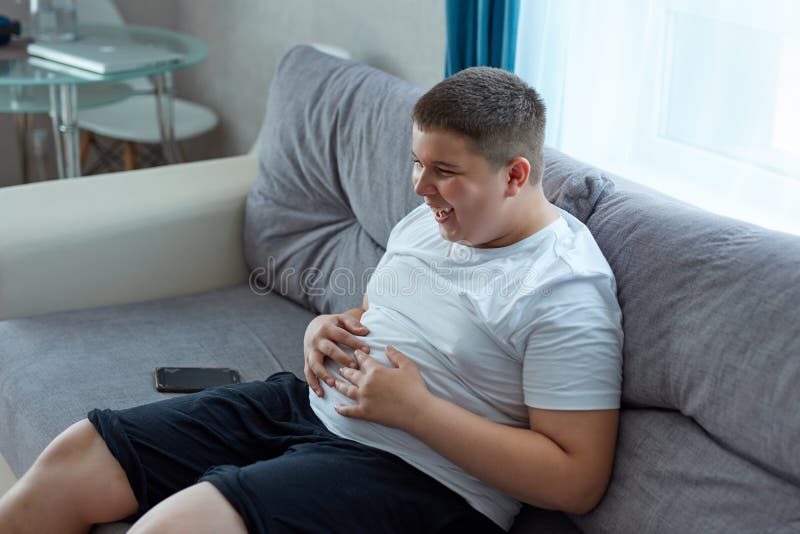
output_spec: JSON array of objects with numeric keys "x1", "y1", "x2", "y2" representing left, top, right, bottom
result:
[{"x1": 516, "y1": 0, "x2": 800, "y2": 235}]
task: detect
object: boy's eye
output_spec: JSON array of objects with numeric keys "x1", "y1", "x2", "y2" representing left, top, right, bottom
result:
[{"x1": 412, "y1": 159, "x2": 454, "y2": 177}]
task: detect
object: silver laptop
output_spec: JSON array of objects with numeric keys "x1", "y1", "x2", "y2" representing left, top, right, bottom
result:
[
  {"x1": 27, "y1": 37, "x2": 183, "y2": 74},
  {"x1": 27, "y1": 56, "x2": 106, "y2": 80}
]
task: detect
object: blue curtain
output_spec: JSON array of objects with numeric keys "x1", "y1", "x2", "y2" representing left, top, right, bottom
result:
[{"x1": 445, "y1": 0, "x2": 520, "y2": 76}]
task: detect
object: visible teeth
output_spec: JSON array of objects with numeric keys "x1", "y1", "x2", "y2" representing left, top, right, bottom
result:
[{"x1": 435, "y1": 207, "x2": 453, "y2": 217}]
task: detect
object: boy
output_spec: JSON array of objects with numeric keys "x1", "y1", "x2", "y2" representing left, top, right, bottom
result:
[{"x1": 0, "y1": 67, "x2": 622, "y2": 533}]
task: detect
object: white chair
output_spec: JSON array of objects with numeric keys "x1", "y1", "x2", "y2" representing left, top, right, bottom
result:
[{"x1": 76, "y1": 0, "x2": 218, "y2": 171}]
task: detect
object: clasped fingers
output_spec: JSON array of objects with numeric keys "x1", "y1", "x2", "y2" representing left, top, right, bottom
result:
[
  {"x1": 337, "y1": 365, "x2": 364, "y2": 385},
  {"x1": 334, "y1": 366, "x2": 363, "y2": 399}
]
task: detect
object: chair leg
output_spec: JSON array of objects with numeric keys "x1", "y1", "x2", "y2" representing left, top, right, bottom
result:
[
  {"x1": 13, "y1": 114, "x2": 30, "y2": 184},
  {"x1": 79, "y1": 132, "x2": 94, "y2": 172},
  {"x1": 123, "y1": 142, "x2": 137, "y2": 171}
]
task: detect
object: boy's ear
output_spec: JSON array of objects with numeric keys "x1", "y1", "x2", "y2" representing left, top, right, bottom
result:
[{"x1": 504, "y1": 157, "x2": 531, "y2": 196}]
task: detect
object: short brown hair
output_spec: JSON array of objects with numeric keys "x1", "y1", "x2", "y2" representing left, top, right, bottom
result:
[{"x1": 412, "y1": 67, "x2": 547, "y2": 185}]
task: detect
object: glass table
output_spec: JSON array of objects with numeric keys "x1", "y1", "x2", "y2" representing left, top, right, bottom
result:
[{"x1": 0, "y1": 24, "x2": 209, "y2": 178}]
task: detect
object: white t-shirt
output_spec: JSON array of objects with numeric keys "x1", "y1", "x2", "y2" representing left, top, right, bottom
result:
[{"x1": 309, "y1": 201, "x2": 623, "y2": 531}]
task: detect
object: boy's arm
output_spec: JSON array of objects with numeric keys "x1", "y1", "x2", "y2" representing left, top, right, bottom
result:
[{"x1": 406, "y1": 398, "x2": 618, "y2": 515}]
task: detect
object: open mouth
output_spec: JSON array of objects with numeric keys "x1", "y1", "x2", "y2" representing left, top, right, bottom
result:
[{"x1": 432, "y1": 206, "x2": 454, "y2": 223}]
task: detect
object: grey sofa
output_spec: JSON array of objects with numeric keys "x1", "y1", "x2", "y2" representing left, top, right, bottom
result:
[{"x1": 1, "y1": 45, "x2": 799, "y2": 533}]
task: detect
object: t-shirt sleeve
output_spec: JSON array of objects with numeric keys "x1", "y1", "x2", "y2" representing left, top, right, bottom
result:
[{"x1": 521, "y1": 275, "x2": 623, "y2": 410}]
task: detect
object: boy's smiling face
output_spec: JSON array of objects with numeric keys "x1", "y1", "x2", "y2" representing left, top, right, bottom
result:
[{"x1": 411, "y1": 123, "x2": 528, "y2": 248}]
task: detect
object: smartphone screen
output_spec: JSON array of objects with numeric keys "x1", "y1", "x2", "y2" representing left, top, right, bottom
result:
[{"x1": 154, "y1": 367, "x2": 241, "y2": 393}]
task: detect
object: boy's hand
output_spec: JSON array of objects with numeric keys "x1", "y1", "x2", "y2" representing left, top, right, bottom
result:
[
  {"x1": 303, "y1": 313, "x2": 370, "y2": 398},
  {"x1": 333, "y1": 345, "x2": 431, "y2": 431}
]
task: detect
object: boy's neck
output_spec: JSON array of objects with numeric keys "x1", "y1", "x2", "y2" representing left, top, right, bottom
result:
[
  {"x1": 516, "y1": 192, "x2": 560, "y2": 242},
  {"x1": 477, "y1": 189, "x2": 559, "y2": 249}
]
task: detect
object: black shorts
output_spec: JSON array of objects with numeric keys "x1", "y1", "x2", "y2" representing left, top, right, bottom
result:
[{"x1": 87, "y1": 371, "x2": 504, "y2": 533}]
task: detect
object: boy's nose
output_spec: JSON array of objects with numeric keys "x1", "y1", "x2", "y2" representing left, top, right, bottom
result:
[{"x1": 413, "y1": 170, "x2": 435, "y2": 196}]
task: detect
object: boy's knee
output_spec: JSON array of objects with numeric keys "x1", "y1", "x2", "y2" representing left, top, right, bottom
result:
[
  {"x1": 36, "y1": 419, "x2": 101, "y2": 468},
  {"x1": 12, "y1": 418, "x2": 138, "y2": 527},
  {"x1": 129, "y1": 482, "x2": 247, "y2": 534}
]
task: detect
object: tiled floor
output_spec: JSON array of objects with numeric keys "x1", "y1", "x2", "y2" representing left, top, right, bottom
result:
[{"x1": 0, "y1": 453, "x2": 17, "y2": 498}]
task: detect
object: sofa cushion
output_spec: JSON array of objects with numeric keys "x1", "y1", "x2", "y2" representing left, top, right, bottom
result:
[
  {"x1": 244, "y1": 45, "x2": 616, "y2": 316},
  {"x1": 0, "y1": 284, "x2": 315, "y2": 478},
  {"x1": 244, "y1": 45, "x2": 423, "y2": 316},
  {"x1": 541, "y1": 146, "x2": 616, "y2": 223},
  {"x1": 588, "y1": 185, "x2": 800, "y2": 487},
  {"x1": 571, "y1": 409, "x2": 800, "y2": 533}
]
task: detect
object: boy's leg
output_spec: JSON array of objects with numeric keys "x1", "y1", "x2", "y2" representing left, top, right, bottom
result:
[
  {"x1": 126, "y1": 481, "x2": 246, "y2": 534},
  {"x1": 0, "y1": 419, "x2": 138, "y2": 534},
  {"x1": 0, "y1": 372, "x2": 327, "y2": 534},
  {"x1": 194, "y1": 439, "x2": 498, "y2": 534}
]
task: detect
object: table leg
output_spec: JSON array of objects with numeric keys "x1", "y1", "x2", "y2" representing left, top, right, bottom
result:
[
  {"x1": 48, "y1": 83, "x2": 81, "y2": 178},
  {"x1": 48, "y1": 85, "x2": 65, "y2": 178},
  {"x1": 151, "y1": 71, "x2": 180, "y2": 164},
  {"x1": 60, "y1": 84, "x2": 80, "y2": 178}
]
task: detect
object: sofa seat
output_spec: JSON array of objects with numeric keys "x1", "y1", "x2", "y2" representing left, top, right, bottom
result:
[
  {"x1": 0, "y1": 284, "x2": 314, "y2": 478},
  {"x1": 0, "y1": 281, "x2": 580, "y2": 533}
]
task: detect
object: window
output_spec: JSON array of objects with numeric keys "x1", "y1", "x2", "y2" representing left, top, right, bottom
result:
[{"x1": 516, "y1": 0, "x2": 800, "y2": 234}]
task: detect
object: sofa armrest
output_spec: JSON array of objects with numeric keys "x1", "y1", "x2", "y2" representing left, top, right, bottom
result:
[{"x1": 0, "y1": 155, "x2": 258, "y2": 320}]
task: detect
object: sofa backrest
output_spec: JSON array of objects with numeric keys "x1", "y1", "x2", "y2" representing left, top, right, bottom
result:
[
  {"x1": 587, "y1": 180, "x2": 800, "y2": 487},
  {"x1": 244, "y1": 45, "x2": 614, "y2": 316}
]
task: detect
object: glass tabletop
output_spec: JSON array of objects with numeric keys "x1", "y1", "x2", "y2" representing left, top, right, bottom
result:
[{"x1": 0, "y1": 23, "x2": 209, "y2": 86}]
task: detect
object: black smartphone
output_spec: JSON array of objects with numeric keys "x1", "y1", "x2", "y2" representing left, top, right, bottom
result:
[{"x1": 154, "y1": 367, "x2": 241, "y2": 393}]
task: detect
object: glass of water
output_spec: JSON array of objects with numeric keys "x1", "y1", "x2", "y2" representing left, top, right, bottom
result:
[{"x1": 29, "y1": 0, "x2": 78, "y2": 42}]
